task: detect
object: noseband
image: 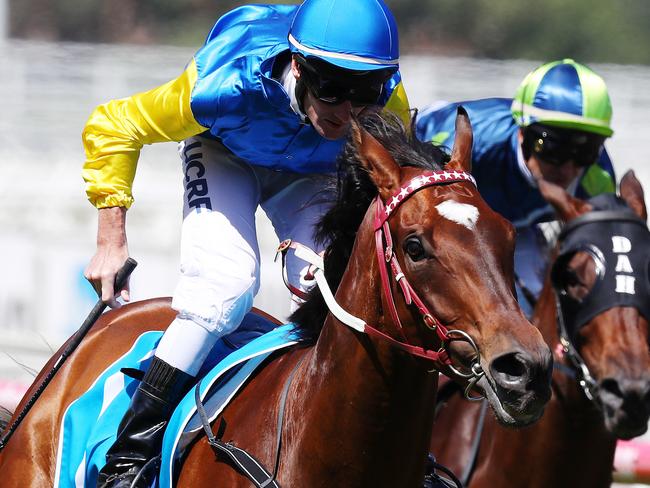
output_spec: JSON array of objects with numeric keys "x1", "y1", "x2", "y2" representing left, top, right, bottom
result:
[{"x1": 280, "y1": 170, "x2": 486, "y2": 399}]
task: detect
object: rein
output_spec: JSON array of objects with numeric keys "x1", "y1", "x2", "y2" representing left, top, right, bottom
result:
[
  {"x1": 553, "y1": 293, "x2": 601, "y2": 404},
  {"x1": 279, "y1": 170, "x2": 486, "y2": 395}
]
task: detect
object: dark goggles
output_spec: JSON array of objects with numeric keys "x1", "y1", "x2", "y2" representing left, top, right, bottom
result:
[
  {"x1": 523, "y1": 124, "x2": 605, "y2": 168},
  {"x1": 296, "y1": 55, "x2": 393, "y2": 107}
]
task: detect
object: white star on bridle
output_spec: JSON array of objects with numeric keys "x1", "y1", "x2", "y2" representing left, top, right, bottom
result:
[{"x1": 383, "y1": 170, "x2": 477, "y2": 219}]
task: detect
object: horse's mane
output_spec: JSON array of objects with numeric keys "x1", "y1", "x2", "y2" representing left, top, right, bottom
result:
[{"x1": 290, "y1": 110, "x2": 450, "y2": 341}]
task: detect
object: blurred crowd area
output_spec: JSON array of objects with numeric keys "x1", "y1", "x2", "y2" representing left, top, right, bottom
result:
[{"x1": 6, "y1": 0, "x2": 650, "y2": 64}]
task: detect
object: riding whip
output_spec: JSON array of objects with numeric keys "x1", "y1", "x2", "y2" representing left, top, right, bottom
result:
[{"x1": 0, "y1": 258, "x2": 138, "y2": 450}]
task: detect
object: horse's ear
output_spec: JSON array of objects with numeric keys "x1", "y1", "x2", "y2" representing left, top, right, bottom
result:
[
  {"x1": 351, "y1": 117, "x2": 401, "y2": 198},
  {"x1": 620, "y1": 170, "x2": 647, "y2": 221},
  {"x1": 446, "y1": 106, "x2": 473, "y2": 172}
]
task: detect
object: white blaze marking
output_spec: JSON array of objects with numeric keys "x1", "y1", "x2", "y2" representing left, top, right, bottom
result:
[{"x1": 435, "y1": 201, "x2": 479, "y2": 230}]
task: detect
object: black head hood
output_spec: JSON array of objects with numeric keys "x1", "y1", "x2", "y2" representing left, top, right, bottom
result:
[{"x1": 551, "y1": 194, "x2": 650, "y2": 338}]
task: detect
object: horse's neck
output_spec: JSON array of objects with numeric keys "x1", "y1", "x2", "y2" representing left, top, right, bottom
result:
[
  {"x1": 485, "y1": 281, "x2": 617, "y2": 487},
  {"x1": 290, "y1": 207, "x2": 438, "y2": 485}
]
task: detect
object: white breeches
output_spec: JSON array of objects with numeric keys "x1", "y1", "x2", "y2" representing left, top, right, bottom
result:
[{"x1": 155, "y1": 136, "x2": 332, "y2": 374}]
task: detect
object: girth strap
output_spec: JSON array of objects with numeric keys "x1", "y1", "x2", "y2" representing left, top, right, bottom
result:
[
  {"x1": 194, "y1": 355, "x2": 306, "y2": 487},
  {"x1": 195, "y1": 385, "x2": 280, "y2": 488}
]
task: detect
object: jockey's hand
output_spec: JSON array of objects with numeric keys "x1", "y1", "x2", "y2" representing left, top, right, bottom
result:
[{"x1": 84, "y1": 206, "x2": 131, "y2": 308}]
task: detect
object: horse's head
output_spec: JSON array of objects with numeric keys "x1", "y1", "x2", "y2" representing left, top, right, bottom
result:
[
  {"x1": 345, "y1": 109, "x2": 552, "y2": 426},
  {"x1": 542, "y1": 170, "x2": 650, "y2": 439}
]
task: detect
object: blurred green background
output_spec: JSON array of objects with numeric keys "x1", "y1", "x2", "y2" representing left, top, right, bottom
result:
[{"x1": 7, "y1": 0, "x2": 650, "y2": 64}]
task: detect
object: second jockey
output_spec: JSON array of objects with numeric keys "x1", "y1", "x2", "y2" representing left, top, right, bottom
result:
[
  {"x1": 82, "y1": 1, "x2": 409, "y2": 486},
  {"x1": 416, "y1": 59, "x2": 615, "y2": 317}
]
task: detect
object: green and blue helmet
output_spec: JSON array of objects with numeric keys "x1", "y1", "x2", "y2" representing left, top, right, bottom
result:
[{"x1": 512, "y1": 59, "x2": 613, "y2": 137}]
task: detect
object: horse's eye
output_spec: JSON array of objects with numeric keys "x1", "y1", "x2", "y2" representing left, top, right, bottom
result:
[
  {"x1": 404, "y1": 237, "x2": 425, "y2": 261},
  {"x1": 561, "y1": 269, "x2": 587, "y2": 302},
  {"x1": 563, "y1": 269, "x2": 581, "y2": 287}
]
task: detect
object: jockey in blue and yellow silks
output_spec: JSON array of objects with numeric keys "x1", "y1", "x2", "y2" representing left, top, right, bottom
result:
[
  {"x1": 416, "y1": 59, "x2": 615, "y2": 317},
  {"x1": 83, "y1": 2, "x2": 409, "y2": 487}
]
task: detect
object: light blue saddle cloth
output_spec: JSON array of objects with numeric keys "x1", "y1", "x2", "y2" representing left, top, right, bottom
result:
[{"x1": 53, "y1": 313, "x2": 300, "y2": 488}]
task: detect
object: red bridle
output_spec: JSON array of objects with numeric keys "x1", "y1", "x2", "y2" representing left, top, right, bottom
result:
[
  {"x1": 278, "y1": 169, "x2": 480, "y2": 372},
  {"x1": 370, "y1": 170, "x2": 477, "y2": 368}
]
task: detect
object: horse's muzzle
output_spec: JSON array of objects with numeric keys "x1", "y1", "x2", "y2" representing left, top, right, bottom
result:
[
  {"x1": 600, "y1": 376, "x2": 650, "y2": 439},
  {"x1": 487, "y1": 348, "x2": 553, "y2": 422}
]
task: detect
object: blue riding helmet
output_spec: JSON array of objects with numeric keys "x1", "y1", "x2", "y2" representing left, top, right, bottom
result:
[{"x1": 288, "y1": 0, "x2": 400, "y2": 72}]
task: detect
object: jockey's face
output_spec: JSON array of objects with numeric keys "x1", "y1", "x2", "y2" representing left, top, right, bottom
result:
[
  {"x1": 530, "y1": 153, "x2": 583, "y2": 189},
  {"x1": 303, "y1": 92, "x2": 366, "y2": 140},
  {"x1": 292, "y1": 59, "x2": 366, "y2": 140},
  {"x1": 519, "y1": 129, "x2": 585, "y2": 189}
]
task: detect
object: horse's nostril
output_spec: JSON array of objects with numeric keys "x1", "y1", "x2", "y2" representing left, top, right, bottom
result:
[
  {"x1": 491, "y1": 352, "x2": 527, "y2": 382},
  {"x1": 621, "y1": 379, "x2": 650, "y2": 405},
  {"x1": 600, "y1": 378, "x2": 650, "y2": 417},
  {"x1": 490, "y1": 351, "x2": 551, "y2": 402},
  {"x1": 600, "y1": 378, "x2": 624, "y2": 399}
]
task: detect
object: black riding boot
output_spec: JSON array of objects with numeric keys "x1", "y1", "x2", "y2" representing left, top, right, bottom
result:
[{"x1": 97, "y1": 357, "x2": 194, "y2": 488}]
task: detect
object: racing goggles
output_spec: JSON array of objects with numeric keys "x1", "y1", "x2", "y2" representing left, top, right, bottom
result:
[
  {"x1": 296, "y1": 55, "x2": 393, "y2": 107},
  {"x1": 523, "y1": 124, "x2": 605, "y2": 167}
]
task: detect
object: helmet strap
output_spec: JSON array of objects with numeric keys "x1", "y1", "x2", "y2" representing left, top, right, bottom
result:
[
  {"x1": 292, "y1": 59, "x2": 311, "y2": 125},
  {"x1": 521, "y1": 127, "x2": 533, "y2": 160},
  {"x1": 282, "y1": 54, "x2": 310, "y2": 125},
  {"x1": 295, "y1": 76, "x2": 308, "y2": 119}
]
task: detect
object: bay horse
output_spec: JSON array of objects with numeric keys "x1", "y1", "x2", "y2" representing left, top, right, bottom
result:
[
  {"x1": 0, "y1": 110, "x2": 552, "y2": 487},
  {"x1": 429, "y1": 170, "x2": 650, "y2": 488}
]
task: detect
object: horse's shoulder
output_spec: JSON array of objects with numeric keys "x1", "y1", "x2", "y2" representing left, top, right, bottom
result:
[
  {"x1": 254, "y1": 344, "x2": 310, "y2": 389},
  {"x1": 224, "y1": 344, "x2": 311, "y2": 417},
  {"x1": 195, "y1": 344, "x2": 311, "y2": 478}
]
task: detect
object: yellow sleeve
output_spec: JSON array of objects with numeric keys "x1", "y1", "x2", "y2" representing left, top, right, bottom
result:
[
  {"x1": 82, "y1": 59, "x2": 208, "y2": 209},
  {"x1": 383, "y1": 81, "x2": 411, "y2": 129}
]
